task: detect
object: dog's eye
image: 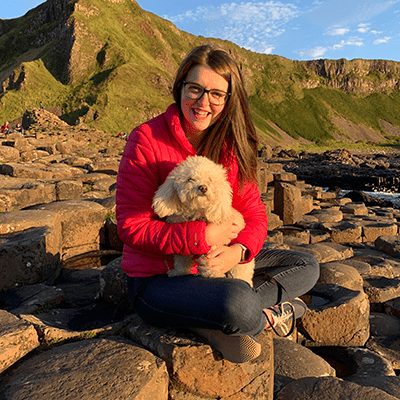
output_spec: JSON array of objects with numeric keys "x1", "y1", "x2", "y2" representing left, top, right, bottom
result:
[{"x1": 187, "y1": 178, "x2": 195, "y2": 183}]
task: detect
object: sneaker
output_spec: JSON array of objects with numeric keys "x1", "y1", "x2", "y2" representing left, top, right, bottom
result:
[
  {"x1": 264, "y1": 297, "x2": 307, "y2": 337},
  {"x1": 190, "y1": 327, "x2": 261, "y2": 363}
]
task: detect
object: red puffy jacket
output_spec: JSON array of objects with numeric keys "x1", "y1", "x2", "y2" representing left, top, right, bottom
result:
[{"x1": 116, "y1": 104, "x2": 268, "y2": 277}]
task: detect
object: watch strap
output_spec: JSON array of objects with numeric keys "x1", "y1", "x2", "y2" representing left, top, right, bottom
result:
[{"x1": 236, "y1": 243, "x2": 248, "y2": 263}]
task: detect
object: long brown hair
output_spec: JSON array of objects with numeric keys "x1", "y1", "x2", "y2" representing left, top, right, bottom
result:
[{"x1": 172, "y1": 44, "x2": 259, "y2": 187}]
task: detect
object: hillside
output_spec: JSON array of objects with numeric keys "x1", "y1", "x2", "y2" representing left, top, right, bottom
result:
[{"x1": 1, "y1": 0, "x2": 400, "y2": 149}]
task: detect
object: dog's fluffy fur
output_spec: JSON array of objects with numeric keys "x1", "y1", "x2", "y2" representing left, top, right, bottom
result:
[{"x1": 152, "y1": 155, "x2": 254, "y2": 286}]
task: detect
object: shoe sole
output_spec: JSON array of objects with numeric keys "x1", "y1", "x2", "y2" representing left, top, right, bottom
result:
[
  {"x1": 292, "y1": 297, "x2": 307, "y2": 319},
  {"x1": 191, "y1": 328, "x2": 261, "y2": 363}
]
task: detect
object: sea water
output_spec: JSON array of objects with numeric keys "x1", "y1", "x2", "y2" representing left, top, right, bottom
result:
[{"x1": 343, "y1": 190, "x2": 400, "y2": 208}]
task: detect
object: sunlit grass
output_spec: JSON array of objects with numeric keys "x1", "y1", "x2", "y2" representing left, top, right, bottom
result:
[{"x1": 0, "y1": 0, "x2": 400, "y2": 145}]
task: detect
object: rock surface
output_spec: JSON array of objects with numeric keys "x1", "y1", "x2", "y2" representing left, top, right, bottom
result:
[
  {"x1": 274, "y1": 147, "x2": 400, "y2": 193},
  {"x1": 2, "y1": 114, "x2": 400, "y2": 398},
  {"x1": 0, "y1": 337, "x2": 169, "y2": 400}
]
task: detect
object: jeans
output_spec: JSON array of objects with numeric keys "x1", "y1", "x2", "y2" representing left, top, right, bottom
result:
[{"x1": 127, "y1": 248, "x2": 320, "y2": 337}]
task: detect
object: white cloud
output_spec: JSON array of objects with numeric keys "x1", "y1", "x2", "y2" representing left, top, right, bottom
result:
[
  {"x1": 374, "y1": 36, "x2": 392, "y2": 44},
  {"x1": 332, "y1": 42, "x2": 345, "y2": 50},
  {"x1": 331, "y1": 39, "x2": 364, "y2": 51},
  {"x1": 345, "y1": 38, "x2": 364, "y2": 47},
  {"x1": 327, "y1": 28, "x2": 350, "y2": 36},
  {"x1": 164, "y1": 0, "x2": 400, "y2": 59},
  {"x1": 298, "y1": 46, "x2": 328, "y2": 59},
  {"x1": 259, "y1": 45, "x2": 275, "y2": 54},
  {"x1": 357, "y1": 23, "x2": 370, "y2": 33},
  {"x1": 165, "y1": 1, "x2": 299, "y2": 54},
  {"x1": 299, "y1": 38, "x2": 364, "y2": 59},
  {"x1": 308, "y1": 0, "x2": 399, "y2": 28}
]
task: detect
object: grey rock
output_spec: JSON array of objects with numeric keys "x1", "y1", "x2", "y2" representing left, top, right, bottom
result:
[
  {"x1": 84, "y1": 160, "x2": 119, "y2": 175},
  {"x1": 274, "y1": 181, "x2": 303, "y2": 225},
  {"x1": 318, "y1": 262, "x2": 364, "y2": 291},
  {"x1": 92, "y1": 177, "x2": 116, "y2": 192},
  {"x1": 362, "y1": 222, "x2": 398, "y2": 242},
  {"x1": 99, "y1": 256, "x2": 129, "y2": 308},
  {"x1": 20, "y1": 149, "x2": 50, "y2": 161},
  {"x1": 128, "y1": 314, "x2": 274, "y2": 399},
  {"x1": 363, "y1": 275, "x2": 400, "y2": 303},
  {"x1": 345, "y1": 346, "x2": 395, "y2": 380},
  {"x1": 55, "y1": 179, "x2": 83, "y2": 200},
  {"x1": 310, "y1": 208, "x2": 343, "y2": 223},
  {"x1": 275, "y1": 376, "x2": 399, "y2": 400},
  {"x1": 298, "y1": 284, "x2": 370, "y2": 347},
  {"x1": 27, "y1": 199, "x2": 106, "y2": 258},
  {"x1": 0, "y1": 337, "x2": 169, "y2": 400},
  {"x1": 4, "y1": 136, "x2": 400, "y2": 399},
  {"x1": 0, "y1": 226, "x2": 61, "y2": 291},
  {"x1": 0, "y1": 145, "x2": 20, "y2": 161},
  {"x1": 0, "y1": 163, "x2": 54, "y2": 178},
  {"x1": 0, "y1": 179, "x2": 56, "y2": 211},
  {"x1": 343, "y1": 376, "x2": 400, "y2": 399},
  {"x1": 289, "y1": 242, "x2": 354, "y2": 263},
  {"x1": 320, "y1": 221, "x2": 362, "y2": 243},
  {"x1": 366, "y1": 312, "x2": 400, "y2": 369},
  {"x1": 339, "y1": 258, "x2": 372, "y2": 275},
  {"x1": 0, "y1": 310, "x2": 39, "y2": 373},
  {"x1": 375, "y1": 235, "x2": 400, "y2": 258},
  {"x1": 273, "y1": 338, "x2": 336, "y2": 394},
  {"x1": 1, "y1": 283, "x2": 64, "y2": 315},
  {"x1": 0, "y1": 209, "x2": 61, "y2": 234},
  {"x1": 341, "y1": 202, "x2": 369, "y2": 216},
  {"x1": 55, "y1": 139, "x2": 87, "y2": 154}
]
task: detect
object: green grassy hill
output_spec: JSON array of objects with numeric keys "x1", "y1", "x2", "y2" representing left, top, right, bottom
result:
[{"x1": 1, "y1": 0, "x2": 400, "y2": 150}]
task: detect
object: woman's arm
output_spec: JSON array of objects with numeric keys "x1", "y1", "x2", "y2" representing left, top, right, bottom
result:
[
  {"x1": 204, "y1": 182, "x2": 268, "y2": 273},
  {"x1": 231, "y1": 181, "x2": 269, "y2": 260},
  {"x1": 116, "y1": 128, "x2": 212, "y2": 257},
  {"x1": 117, "y1": 126, "x2": 241, "y2": 257}
]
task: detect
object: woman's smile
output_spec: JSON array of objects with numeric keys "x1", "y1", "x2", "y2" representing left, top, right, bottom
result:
[{"x1": 180, "y1": 65, "x2": 229, "y2": 140}]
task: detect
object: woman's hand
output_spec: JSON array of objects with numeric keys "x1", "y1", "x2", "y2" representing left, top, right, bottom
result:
[
  {"x1": 198, "y1": 244, "x2": 243, "y2": 275},
  {"x1": 205, "y1": 211, "x2": 245, "y2": 247}
]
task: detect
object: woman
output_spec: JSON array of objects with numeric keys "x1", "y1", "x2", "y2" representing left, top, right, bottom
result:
[
  {"x1": 116, "y1": 44, "x2": 319, "y2": 363},
  {"x1": 1, "y1": 121, "x2": 9, "y2": 134}
]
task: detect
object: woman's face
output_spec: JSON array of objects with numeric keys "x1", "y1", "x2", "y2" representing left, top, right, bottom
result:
[{"x1": 180, "y1": 65, "x2": 229, "y2": 137}]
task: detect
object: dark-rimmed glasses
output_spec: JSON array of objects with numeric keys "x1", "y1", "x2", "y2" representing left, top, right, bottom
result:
[{"x1": 183, "y1": 81, "x2": 230, "y2": 106}]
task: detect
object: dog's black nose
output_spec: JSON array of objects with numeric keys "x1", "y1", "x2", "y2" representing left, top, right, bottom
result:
[{"x1": 198, "y1": 185, "x2": 208, "y2": 194}]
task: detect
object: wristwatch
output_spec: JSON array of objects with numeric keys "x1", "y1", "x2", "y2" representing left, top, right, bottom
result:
[{"x1": 236, "y1": 243, "x2": 248, "y2": 263}]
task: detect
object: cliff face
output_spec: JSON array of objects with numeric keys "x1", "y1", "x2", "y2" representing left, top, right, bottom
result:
[
  {"x1": 0, "y1": 0, "x2": 75, "y2": 85},
  {"x1": 304, "y1": 59, "x2": 400, "y2": 94}
]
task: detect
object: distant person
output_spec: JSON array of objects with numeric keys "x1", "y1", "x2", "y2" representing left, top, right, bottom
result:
[
  {"x1": 13, "y1": 123, "x2": 24, "y2": 135},
  {"x1": 1, "y1": 121, "x2": 9, "y2": 134},
  {"x1": 117, "y1": 132, "x2": 127, "y2": 140},
  {"x1": 40, "y1": 101, "x2": 43, "y2": 109}
]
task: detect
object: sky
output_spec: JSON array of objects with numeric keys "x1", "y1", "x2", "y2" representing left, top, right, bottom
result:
[{"x1": 1, "y1": 0, "x2": 400, "y2": 61}]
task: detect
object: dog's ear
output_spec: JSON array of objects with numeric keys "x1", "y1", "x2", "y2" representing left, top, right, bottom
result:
[{"x1": 152, "y1": 178, "x2": 181, "y2": 218}]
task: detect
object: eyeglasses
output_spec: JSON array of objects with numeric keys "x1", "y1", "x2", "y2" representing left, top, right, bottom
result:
[{"x1": 183, "y1": 81, "x2": 230, "y2": 106}]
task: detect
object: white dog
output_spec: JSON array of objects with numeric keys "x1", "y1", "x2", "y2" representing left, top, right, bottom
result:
[{"x1": 152, "y1": 155, "x2": 254, "y2": 286}]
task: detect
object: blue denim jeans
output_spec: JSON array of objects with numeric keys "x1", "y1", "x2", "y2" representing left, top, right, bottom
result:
[{"x1": 127, "y1": 248, "x2": 320, "y2": 337}]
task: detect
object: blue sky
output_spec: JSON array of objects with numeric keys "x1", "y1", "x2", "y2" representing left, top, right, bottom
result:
[{"x1": 2, "y1": 0, "x2": 400, "y2": 61}]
